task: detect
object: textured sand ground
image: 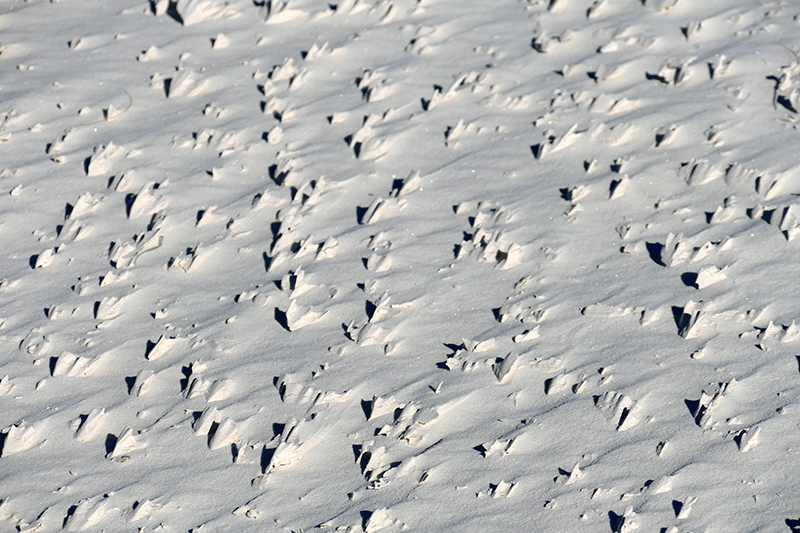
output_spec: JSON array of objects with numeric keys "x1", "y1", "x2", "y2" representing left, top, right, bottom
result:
[{"x1": 2, "y1": 0, "x2": 800, "y2": 531}]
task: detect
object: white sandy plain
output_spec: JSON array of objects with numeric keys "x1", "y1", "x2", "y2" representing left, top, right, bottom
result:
[{"x1": 2, "y1": 0, "x2": 800, "y2": 531}]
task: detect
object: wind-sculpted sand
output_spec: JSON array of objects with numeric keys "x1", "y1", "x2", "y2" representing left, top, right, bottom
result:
[{"x1": 2, "y1": 0, "x2": 800, "y2": 531}]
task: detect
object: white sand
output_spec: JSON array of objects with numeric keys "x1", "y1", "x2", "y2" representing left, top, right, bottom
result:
[{"x1": 2, "y1": 0, "x2": 800, "y2": 531}]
